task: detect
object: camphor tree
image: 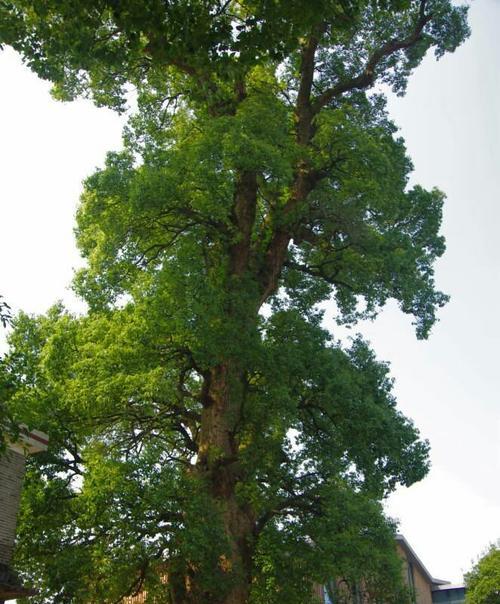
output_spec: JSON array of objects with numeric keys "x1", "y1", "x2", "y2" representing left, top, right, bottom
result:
[
  {"x1": 0, "y1": 1, "x2": 469, "y2": 603},
  {"x1": 466, "y1": 543, "x2": 500, "y2": 604}
]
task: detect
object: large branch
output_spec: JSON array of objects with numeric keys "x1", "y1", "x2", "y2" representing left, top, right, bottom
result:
[
  {"x1": 229, "y1": 171, "x2": 258, "y2": 276},
  {"x1": 312, "y1": 0, "x2": 431, "y2": 114},
  {"x1": 296, "y1": 23, "x2": 325, "y2": 144},
  {"x1": 257, "y1": 169, "x2": 324, "y2": 305},
  {"x1": 256, "y1": 28, "x2": 324, "y2": 304}
]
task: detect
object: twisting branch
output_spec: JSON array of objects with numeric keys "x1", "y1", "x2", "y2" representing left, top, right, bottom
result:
[{"x1": 312, "y1": 0, "x2": 432, "y2": 114}]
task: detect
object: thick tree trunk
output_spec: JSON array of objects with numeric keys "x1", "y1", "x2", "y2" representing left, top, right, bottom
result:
[
  {"x1": 177, "y1": 169, "x2": 260, "y2": 604},
  {"x1": 197, "y1": 364, "x2": 255, "y2": 604}
]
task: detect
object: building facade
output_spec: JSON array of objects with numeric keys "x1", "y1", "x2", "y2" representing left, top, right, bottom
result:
[
  {"x1": 0, "y1": 427, "x2": 48, "y2": 601},
  {"x1": 320, "y1": 535, "x2": 466, "y2": 604}
]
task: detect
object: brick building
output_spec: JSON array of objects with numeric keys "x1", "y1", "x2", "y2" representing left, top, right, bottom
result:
[
  {"x1": 0, "y1": 427, "x2": 48, "y2": 602},
  {"x1": 320, "y1": 534, "x2": 466, "y2": 604}
]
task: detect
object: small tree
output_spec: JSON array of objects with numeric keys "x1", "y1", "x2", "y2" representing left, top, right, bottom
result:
[{"x1": 466, "y1": 543, "x2": 500, "y2": 604}]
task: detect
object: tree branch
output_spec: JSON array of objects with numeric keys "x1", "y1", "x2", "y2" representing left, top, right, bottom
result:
[
  {"x1": 255, "y1": 26, "x2": 328, "y2": 304},
  {"x1": 312, "y1": 0, "x2": 431, "y2": 114},
  {"x1": 255, "y1": 490, "x2": 324, "y2": 535},
  {"x1": 229, "y1": 171, "x2": 258, "y2": 276},
  {"x1": 296, "y1": 23, "x2": 325, "y2": 145},
  {"x1": 284, "y1": 259, "x2": 356, "y2": 292}
]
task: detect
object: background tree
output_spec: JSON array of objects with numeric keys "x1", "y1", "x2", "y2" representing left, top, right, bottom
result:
[
  {"x1": 466, "y1": 543, "x2": 500, "y2": 604},
  {"x1": 0, "y1": 1, "x2": 469, "y2": 603}
]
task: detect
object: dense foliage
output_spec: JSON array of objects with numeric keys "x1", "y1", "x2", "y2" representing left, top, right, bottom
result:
[
  {"x1": 466, "y1": 543, "x2": 500, "y2": 604},
  {"x1": 0, "y1": 1, "x2": 469, "y2": 603}
]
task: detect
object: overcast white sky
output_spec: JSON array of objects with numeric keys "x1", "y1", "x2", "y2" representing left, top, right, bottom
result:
[{"x1": 1, "y1": 0, "x2": 499, "y2": 588}]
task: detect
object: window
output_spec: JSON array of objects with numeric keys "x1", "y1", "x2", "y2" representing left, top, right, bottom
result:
[{"x1": 324, "y1": 582, "x2": 335, "y2": 604}]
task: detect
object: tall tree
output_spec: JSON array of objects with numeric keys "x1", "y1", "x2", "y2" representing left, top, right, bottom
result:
[{"x1": 1, "y1": 1, "x2": 469, "y2": 603}]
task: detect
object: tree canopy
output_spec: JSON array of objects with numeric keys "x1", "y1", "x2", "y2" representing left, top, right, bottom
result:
[
  {"x1": 466, "y1": 543, "x2": 500, "y2": 604},
  {"x1": 0, "y1": 1, "x2": 469, "y2": 603}
]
